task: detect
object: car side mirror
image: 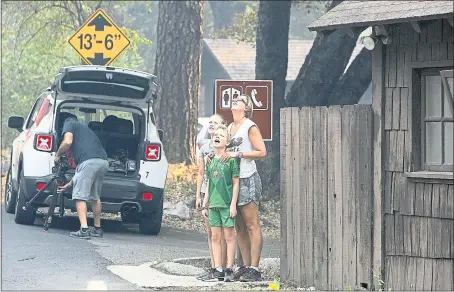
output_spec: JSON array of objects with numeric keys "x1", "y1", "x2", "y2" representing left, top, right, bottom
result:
[
  {"x1": 8, "y1": 116, "x2": 24, "y2": 131},
  {"x1": 158, "y1": 129, "x2": 164, "y2": 141}
]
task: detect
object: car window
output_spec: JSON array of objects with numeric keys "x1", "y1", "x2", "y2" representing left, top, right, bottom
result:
[
  {"x1": 197, "y1": 123, "x2": 203, "y2": 133},
  {"x1": 101, "y1": 110, "x2": 136, "y2": 134},
  {"x1": 25, "y1": 97, "x2": 44, "y2": 129},
  {"x1": 59, "y1": 107, "x2": 138, "y2": 134}
]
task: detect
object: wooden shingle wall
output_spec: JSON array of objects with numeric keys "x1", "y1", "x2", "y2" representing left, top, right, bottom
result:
[{"x1": 383, "y1": 19, "x2": 454, "y2": 291}]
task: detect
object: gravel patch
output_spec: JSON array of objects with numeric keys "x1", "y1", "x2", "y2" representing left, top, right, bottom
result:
[
  {"x1": 147, "y1": 282, "x2": 318, "y2": 291},
  {"x1": 258, "y1": 258, "x2": 280, "y2": 281},
  {"x1": 147, "y1": 281, "x2": 273, "y2": 291},
  {"x1": 163, "y1": 199, "x2": 280, "y2": 240},
  {"x1": 171, "y1": 257, "x2": 280, "y2": 282}
]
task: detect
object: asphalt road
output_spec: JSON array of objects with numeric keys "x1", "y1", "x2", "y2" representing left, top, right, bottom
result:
[{"x1": 1, "y1": 210, "x2": 279, "y2": 290}]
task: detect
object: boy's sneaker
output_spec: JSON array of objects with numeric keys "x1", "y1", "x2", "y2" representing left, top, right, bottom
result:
[
  {"x1": 239, "y1": 268, "x2": 262, "y2": 282},
  {"x1": 200, "y1": 269, "x2": 225, "y2": 282},
  {"x1": 197, "y1": 268, "x2": 215, "y2": 280},
  {"x1": 70, "y1": 228, "x2": 91, "y2": 239},
  {"x1": 89, "y1": 226, "x2": 104, "y2": 238},
  {"x1": 233, "y1": 266, "x2": 249, "y2": 280},
  {"x1": 224, "y1": 268, "x2": 234, "y2": 282}
]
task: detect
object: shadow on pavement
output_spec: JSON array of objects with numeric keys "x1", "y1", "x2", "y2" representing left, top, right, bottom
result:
[
  {"x1": 4, "y1": 210, "x2": 278, "y2": 252},
  {"x1": 31, "y1": 213, "x2": 196, "y2": 238},
  {"x1": 32, "y1": 214, "x2": 159, "y2": 235}
]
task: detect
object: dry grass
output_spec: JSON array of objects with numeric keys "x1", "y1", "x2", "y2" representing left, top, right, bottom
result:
[
  {"x1": 1, "y1": 177, "x2": 6, "y2": 202},
  {"x1": 1, "y1": 148, "x2": 11, "y2": 159},
  {"x1": 2, "y1": 149, "x2": 11, "y2": 202},
  {"x1": 167, "y1": 163, "x2": 199, "y2": 183}
]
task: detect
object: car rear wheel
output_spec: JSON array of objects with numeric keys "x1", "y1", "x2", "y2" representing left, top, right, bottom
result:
[
  {"x1": 139, "y1": 199, "x2": 163, "y2": 235},
  {"x1": 5, "y1": 167, "x2": 17, "y2": 214},
  {"x1": 14, "y1": 169, "x2": 36, "y2": 225}
]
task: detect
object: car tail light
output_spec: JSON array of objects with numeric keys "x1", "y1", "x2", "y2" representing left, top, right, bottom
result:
[
  {"x1": 36, "y1": 182, "x2": 46, "y2": 191},
  {"x1": 142, "y1": 192, "x2": 153, "y2": 201},
  {"x1": 34, "y1": 134, "x2": 53, "y2": 152},
  {"x1": 145, "y1": 144, "x2": 161, "y2": 161}
]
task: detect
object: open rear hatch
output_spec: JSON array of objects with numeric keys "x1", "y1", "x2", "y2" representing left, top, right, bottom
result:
[
  {"x1": 53, "y1": 66, "x2": 157, "y2": 105},
  {"x1": 51, "y1": 66, "x2": 162, "y2": 177}
]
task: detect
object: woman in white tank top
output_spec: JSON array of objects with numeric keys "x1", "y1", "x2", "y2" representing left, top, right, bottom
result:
[{"x1": 218, "y1": 94, "x2": 267, "y2": 281}]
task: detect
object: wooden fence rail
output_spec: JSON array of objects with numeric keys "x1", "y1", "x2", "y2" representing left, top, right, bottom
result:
[{"x1": 280, "y1": 105, "x2": 375, "y2": 290}]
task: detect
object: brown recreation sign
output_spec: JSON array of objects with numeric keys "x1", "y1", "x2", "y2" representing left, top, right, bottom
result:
[{"x1": 214, "y1": 80, "x2": 273, "y2": 141}]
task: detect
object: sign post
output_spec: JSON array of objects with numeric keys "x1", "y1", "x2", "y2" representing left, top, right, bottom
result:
[
  {"x1": 214, "y1": 80, "x2": 273, "y2": 141},
  {"x1": 68, "y1": 9, "x2": 130, "y2": 66}
]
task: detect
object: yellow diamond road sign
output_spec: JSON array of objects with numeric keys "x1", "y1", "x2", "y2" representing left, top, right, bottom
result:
[{"x1": 68, "y1": 9, "x2": 130, "y2": 66}]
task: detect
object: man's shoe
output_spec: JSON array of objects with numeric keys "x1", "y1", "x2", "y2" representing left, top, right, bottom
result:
[
  {"x1": 70, "y1": 228, "x2": 91, "y2": 239},
  {"x1": 200, "y1": 269, "x2": 225, "y2": 282},
  {"x1": 224, "y1": 268, "x2": 234, "y2": 282},
  {"x1": 197, "y1": 268, "x2": 215, "y2": 280},
  {"x1": 89, "y1": 226, "x2": 104, "y2": 238},
  {"x1": 239, "y1": 268, "x2": 262, "y2": 282},
  {"x1": 233, "y1": 265, "x2": 248, "y2": 280}
]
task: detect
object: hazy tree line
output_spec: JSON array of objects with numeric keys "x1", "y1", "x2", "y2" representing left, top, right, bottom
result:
[{"x1": 1, "y1": 1, "x2": 372, "y2": 200}]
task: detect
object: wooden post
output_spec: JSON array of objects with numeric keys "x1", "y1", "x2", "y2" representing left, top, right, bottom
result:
[
  {"x1": 280, "y1": 108, "x2": 289, "y2": 281},
  {"x1": 372, "y1": 41, "x2": 385, "y2": 289}
]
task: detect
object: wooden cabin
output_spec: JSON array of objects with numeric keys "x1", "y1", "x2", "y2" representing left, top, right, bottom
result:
[{"x1": 306, "y1": 1, "x2": 454, "y2": 290}]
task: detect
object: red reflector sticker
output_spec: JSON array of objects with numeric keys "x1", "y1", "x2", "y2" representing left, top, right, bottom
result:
[
  {"x1": 36, "y1": 134, "x2": 52, "y2": 151},
  {"x1": 37, "y1": 183, "x2": 46, "y2": 190},
  {"x1": 145, "y1": 145, "x2": 160, "y2": 160},
  {"x1": 142, "y1": 193, "x2": 153, "y2": 201}
]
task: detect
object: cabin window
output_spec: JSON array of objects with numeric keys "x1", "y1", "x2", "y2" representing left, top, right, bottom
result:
[{"x1": 421, "y1": 69, "x2": 453, "y2": 171}]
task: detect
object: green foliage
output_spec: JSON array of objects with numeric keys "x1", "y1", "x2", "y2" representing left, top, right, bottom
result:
[
  {"x1": 373, "y1": 269, "x2": 386, "y2": 291},
  {"x1": 211, "y1": 0, "x2": 327, "y2": 45},
  {"x1": 212, "y1": 1, "x2": 258, "y2": 45},
  {"x1": 1, "y1": 1, "x2": 151, "y2": 148},
  {"x1": 122, "y1": 1, "x2": 158, "y2": 72}
]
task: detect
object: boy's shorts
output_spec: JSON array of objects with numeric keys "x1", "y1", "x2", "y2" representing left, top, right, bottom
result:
[{"x1": 208, "y1": 207, "x2": 235, "y2": 228}]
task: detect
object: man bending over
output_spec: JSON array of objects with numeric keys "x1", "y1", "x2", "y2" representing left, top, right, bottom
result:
[{"x1": 55, "y1": 112, "x2": 109, "y2": 239}]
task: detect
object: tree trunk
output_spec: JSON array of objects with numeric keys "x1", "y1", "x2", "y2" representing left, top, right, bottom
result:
[
  {"x1": 285, "y1": 30, "x2": 357, "y2": 107},
  {"x1": 326, "y1": 48, "x2": 372, "y2": 105},
  {"x1": 285, "y1": 0, "x2": 359, "y2": 107},
  {"x1": 254, "y1": 0, "x2": 291, "y2": 202},
  {"x1": 154, "y1": 1, "x2": 203, "y2": 163}
]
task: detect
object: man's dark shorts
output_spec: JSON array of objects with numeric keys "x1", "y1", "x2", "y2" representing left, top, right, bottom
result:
[{"x1": 72, "y1": 158, "x2": 109, "y2": 201}]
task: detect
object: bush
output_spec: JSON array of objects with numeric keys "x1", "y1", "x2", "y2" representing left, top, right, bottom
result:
[{"x1": 165, "y1": 163, "x2": 198, "y2": 201}]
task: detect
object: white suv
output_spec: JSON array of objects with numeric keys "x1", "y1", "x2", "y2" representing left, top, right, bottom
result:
[{"x1": 5, "y1": 65, "x2": 168, "y2": 235}]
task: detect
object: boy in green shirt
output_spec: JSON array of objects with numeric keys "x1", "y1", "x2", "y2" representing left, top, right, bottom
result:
[{"x1": 202, "y1": 126, "x2": 239, "y2": 282}]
